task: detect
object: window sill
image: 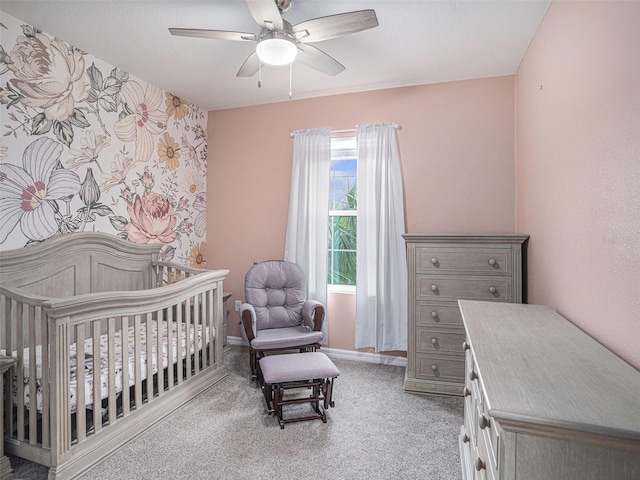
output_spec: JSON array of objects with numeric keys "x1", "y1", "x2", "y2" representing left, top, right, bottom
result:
[{"x1": 328, "y1": 284, "x2": 356, "y2": 294}]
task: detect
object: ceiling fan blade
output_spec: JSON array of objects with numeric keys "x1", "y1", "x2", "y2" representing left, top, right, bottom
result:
[
  {"x1": 169, "y1": 28, "x2": 256, "y2": 42},
  {"x1": 245, "y1": 0, "x2": 283, "y2": 30},
  {"x1": 236, "y1": 52, "x2": 261, "y2": 77},
  {"x1": 296, "y1": 43, "x2": 345, "y2": 76},
  {"x1": 293, "y1": 10, "x2": 378, "y2": 43}
]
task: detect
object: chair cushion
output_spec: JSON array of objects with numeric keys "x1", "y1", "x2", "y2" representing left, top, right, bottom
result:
[
  {"x1": 260, "y1": 352, "x2": 340, "y2": 384},
  {"x1": 251, "y1": 326, "x2": 322, "y2": 350},
  {"x1": 245, "y1": 261, "x2": 307, "y2": 330}
]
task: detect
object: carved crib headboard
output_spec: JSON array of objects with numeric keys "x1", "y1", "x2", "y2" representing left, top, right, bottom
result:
[{"x1": 0, "y1": 232, "x2": 162, "y2": 298}]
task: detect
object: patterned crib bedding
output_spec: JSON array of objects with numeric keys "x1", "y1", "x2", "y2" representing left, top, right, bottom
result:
[{"x1": 2, "y1": 320, "x2": 212, "y2": 413}]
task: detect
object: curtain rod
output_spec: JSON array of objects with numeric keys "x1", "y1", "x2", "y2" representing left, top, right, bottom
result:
[{"x1": 290, "y1": 123, "x2": 401, "y2": 138}]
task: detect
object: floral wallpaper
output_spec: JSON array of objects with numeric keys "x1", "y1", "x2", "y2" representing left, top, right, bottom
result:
[{"x1": 0, "y1": 13, "x2": 208, "y2": 268}]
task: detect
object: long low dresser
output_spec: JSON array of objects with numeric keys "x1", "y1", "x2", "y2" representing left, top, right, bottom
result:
[{"x1": 458, "y1": 300, "x2": 640, "y2": 480}]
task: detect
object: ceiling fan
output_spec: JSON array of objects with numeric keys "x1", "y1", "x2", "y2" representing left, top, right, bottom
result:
[{"x1": 169, "y1": 0, "x2": 379, "y2": 78}]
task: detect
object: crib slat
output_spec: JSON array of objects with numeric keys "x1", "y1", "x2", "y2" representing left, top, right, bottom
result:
[
  {"x1": 16, "y1": 301, "x2": 24, "y2": 442},
  {"x1": 108, "y1": 318, "x2": 117, "y2": 425},
  {"x1": 2, "y1": 296, "x2": 13, "y2": 445},
  {"x1": 76, "y1": 324, "x2": 86, "y2": 443},
  {"x1": 28, "y1": 305, "x2": 37, "y2": 444},
  {"x1": 145, "y1": 313, "x2": 153, "y2": 402},
  {"x1": 176, "y1": 303, "x2": 183, "y2": 385},
  {"x1": 92, "y1": 321, "x2": 102, "y2": 434},
  {"x1": 39, "y1": 306, "x2": 50, "y2": 449},
  {"x1": 185, "y1": 297, "x2": 191, "y2": 380},
  {"x1": 154, "y1": 264, "x2": 161, "y2": 288},
  {"x1": 4, "y1": 297, "x2": 15, "y2": 443},
  {"x1": 134, "y1": 315, "x2": 142, "y2": 409},
  {"x1": 214, "y1": 282, "x2": 224, "y2": 366},
  {"x1": 121, "y1": 316, "x2": 130, "y2": 416},
  {"x1": 207, "y1": 289, "x2": 214, "y2": 367},
  {"x1": 53, "y1": 317, "x2": 72, "y2": 457},
  {"x1": 156, "y1": 308, "x2": 164, "y2": 397},
  {"x1": 167, "y1": 306, "x2": 174, "y2": 390},
  {"x1": 193, "y1": 294, "x2": 200, "y2": 375}
]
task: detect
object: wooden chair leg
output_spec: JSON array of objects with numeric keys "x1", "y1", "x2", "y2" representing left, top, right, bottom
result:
[
  {"x1": 250, "y1": 349, "x2": 257, "y2": 380},
  {"x1": 261, "y1": 382, "x2": 274, "y2": 414}
]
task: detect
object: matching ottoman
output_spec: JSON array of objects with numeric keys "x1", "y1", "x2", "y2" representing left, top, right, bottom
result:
[{"x1": 258, "y1": 352, "x2": 340, "y2": 428}]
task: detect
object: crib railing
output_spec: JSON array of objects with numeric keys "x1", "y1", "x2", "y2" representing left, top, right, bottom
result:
[
  {"x1": 1, "y1": 267, "x2": 227, "y2": 472},
  {"x1": 1, "y1": 289, "x2": 51, "y2": 464}
]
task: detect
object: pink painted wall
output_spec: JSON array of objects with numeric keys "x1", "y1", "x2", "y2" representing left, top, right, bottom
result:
[
  {"x1": 207, "y1": 76, "x2": 517, "y2": 349},
  {"x1": 515, "y1": 1, "x2": 640, "y2": 369}
]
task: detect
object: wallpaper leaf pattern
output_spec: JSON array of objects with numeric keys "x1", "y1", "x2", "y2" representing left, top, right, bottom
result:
[{"x1": 0, "y1": 14, "x2": 208, "y2": 268}]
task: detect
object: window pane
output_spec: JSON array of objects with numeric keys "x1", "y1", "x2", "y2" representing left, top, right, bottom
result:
[
  {"x1": 328, "y1": 250, "x2": 356, "y2": 285},
  {"x1": 329, "y1": 135, "x2": 357, "y2": 287},
  {"x1": 329, "y1": 158, "x2": 357, "y2": 211},
  {"x1": 328, "y1": 214, "x2": 357, "y2": 285}
]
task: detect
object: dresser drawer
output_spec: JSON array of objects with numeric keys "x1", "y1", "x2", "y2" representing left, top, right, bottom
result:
[
  {"x1": 416, "y1": 247, "x2": 512, "y2": 276},
  {"x1": 417, "y1": 303, "x2": 463, "y2": 326},
  {"x1": 416, "y1": 327, "x2": 466, "y2": 354},
  {"x1": 459, "y1": 425, "x2": 474, "y2": 480},
  {"x1": 417, "y1": 276, "x2": 512, "y2": 302},
  {"x1": 476, "y1": 418, "x2": 497, "y2": 480},
  {"x1": 481, "y1": 394, "x2": 500, "y2": 467},
  {"x1": 416, "y1": 353, "x2": 465, "y2": 382}
]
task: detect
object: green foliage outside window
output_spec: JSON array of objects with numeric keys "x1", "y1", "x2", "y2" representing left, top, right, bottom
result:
[{"x1": 328, "y1": 181, "x2": 357, "y2": 285}]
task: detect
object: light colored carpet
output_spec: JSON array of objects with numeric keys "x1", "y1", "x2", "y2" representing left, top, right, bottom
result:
[{"x1": 9, "y1": 346, "x2": 463, "y2": 479}]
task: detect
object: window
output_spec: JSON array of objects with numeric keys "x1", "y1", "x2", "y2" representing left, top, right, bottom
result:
[{"x1": 328, "y1": 135, "x2": 357, "y2": 286}]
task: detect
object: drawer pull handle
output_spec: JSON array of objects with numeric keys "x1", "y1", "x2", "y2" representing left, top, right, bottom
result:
[
  {"x1": 463, "y1": 341, "x2": 470, "y2": 351},
  {"x1": 431, "y1": 284, "x2": 438, "y2": 292},
  {"x1": 431, "y1": 257, "x2": 438, "y2": 265},
  {"x1": 489, "y1": 286, "x2": 497, "y2": 294},
  {"x1": 431, "y1": 338, "x2": 438, "y2": 345},
  {"x1": 474, "y1": 457, "x2": 486, "y2": 471},
  {"x1": 479, "y1": 414, "x2": 490, "y2": 430},
  {"x1": 431, "y1": 311, "x2": 438, "y2": 319},
  {"x1": 431, "y1": 364, "x2": 438, "y2": 372},
  {"x1": 463, "y1": 387, "x2": 471, "y2": 397},
  {"x1": 488, "y1": 258, "x2": 496, "y2": 266},
  {"x1": 463, "y1": 433, "x2": 470, "y2": 443},
  {"x1": 469, "y1": 370, "x2": 478, "y2": 381}
]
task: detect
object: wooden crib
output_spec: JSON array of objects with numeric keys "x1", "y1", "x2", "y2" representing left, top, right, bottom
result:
[{"x1": 0, "y1": 232, "x2": 228, "y2": 479}]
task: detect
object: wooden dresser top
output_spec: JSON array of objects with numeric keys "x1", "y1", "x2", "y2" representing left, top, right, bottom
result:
[{"x1": 459, "y1": 300, "x2": 640, "y2": 442}]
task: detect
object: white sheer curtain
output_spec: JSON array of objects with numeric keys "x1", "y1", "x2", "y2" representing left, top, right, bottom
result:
[
  {"x1": 284, "y1": 128, "x2": 332, "y2": 343},
  {"x1": 355, "y1": 123, "x2": 408, "y2": 352}
]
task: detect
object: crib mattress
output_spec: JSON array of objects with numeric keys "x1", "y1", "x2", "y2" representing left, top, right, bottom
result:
[{"x1": 3, "y1": 320, "x2": 211, "y2": 413}]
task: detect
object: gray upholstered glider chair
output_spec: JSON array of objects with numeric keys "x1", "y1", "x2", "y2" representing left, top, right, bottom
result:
[{"x1": 240, "y1": 260, "x2": 325, "y2": 380}]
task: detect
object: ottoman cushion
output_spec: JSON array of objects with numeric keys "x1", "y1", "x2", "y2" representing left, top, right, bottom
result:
[{"x1": 260, "y1": 352, "x2": 339, "y2": 384}]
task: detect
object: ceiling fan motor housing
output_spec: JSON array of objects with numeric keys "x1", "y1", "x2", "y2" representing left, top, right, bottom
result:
[
  {"x1": 256, "y1": 19, "x2": 298, "y2": 66},
  {"x1": 276, "y1": 0, "x2": 292, "y2": 14}
]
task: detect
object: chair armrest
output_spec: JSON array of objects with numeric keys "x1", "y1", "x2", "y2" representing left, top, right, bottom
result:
[
  {"x1": 302, "y1": 300, "x2": 325, "y2": 332},
  {"x1": 240, "y1": 303, "x2": 257, "y2": 342}
]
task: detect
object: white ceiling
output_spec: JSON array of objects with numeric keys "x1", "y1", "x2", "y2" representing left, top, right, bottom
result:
[{"x1": 0, "y1": 0, "x2": 551, "y2": 111}]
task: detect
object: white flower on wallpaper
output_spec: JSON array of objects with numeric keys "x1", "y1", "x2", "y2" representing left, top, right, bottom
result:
[
  {"x1": 0, "y1": 137, "x2": 81, "y2": 243},
  {"x1": 114, "y1": 81, "x2": 168, "y2": 162},
  {"x1": 0, "y1": 15, "x2": 208, "y2": 268}
]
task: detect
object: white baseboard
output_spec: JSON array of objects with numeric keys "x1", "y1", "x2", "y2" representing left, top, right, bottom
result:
[{"x1": 226, "y1": 336, "x2": 407, "y2": 367}]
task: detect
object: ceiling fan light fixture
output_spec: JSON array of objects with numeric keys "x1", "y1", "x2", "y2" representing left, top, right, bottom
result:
[{"x1": 256, "y1": 31, "x2": 297, "y2": 66}]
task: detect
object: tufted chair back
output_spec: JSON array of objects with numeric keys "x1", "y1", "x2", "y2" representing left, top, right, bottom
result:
[{"x1": 244, "y1": 260, "x2": 307, "y2": 331}]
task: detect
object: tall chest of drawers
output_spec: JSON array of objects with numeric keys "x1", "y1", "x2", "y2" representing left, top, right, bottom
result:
[
  {"x1": 458, "y1": 300, "x2": 640, "y2": 480},
  {"x1": 402, "y1": 234, "x2": 528, "y2": 396}
]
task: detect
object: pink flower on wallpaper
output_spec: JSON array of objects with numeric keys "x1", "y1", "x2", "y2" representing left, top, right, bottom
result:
[
  {"x1": 114, "y1": 80, "x2": 168, "y2": 162},
  {"x1": 0, "y1": 137, "x2": 81, "y2": 243},
  {"x1": 125, "y1": 191, "x2": 177, "y2": 244},
  {"x1": 8, "y1": 32, "x2": 89, "y2": 122}
]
